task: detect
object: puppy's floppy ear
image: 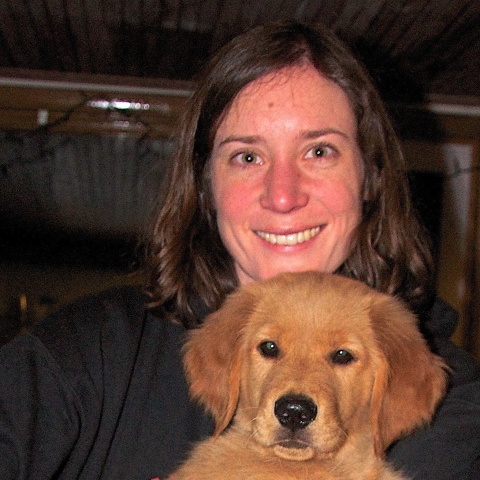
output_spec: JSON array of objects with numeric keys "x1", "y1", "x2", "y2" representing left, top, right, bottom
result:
[
  {"x1": 182, "y1": 288, "x2": 257, "y2": 436},
  {"x1": 369, "y1": 295, "x2": 448, "y2": 456}
]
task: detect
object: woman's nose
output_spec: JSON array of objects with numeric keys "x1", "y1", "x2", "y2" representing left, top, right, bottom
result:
[{"x1": 260, "y1": 159, "x2": 309, "y2": 213}]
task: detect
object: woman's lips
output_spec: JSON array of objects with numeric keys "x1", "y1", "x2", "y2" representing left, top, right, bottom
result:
[{"x1": 255, "y1": 226, "x2": 322, "y2": 246}]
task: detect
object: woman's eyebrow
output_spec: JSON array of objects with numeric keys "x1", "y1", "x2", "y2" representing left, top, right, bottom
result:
[
  {"x1": 302, "y1": 128, "x2": 349, "y2": 140},
  {"x1": 218, "y1": 135, "x2": 262, "y2": 146}
]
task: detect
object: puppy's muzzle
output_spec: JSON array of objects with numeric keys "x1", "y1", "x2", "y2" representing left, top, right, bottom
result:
[{"x1": 275, "y1": 394, "x2": 318, "y2": 431}]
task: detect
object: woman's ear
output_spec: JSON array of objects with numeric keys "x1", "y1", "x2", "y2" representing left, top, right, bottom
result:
[
  {"x1": 182, "y1": 288, "x2": 257, "y2": 436},
  {"x1": 369, "y1": 295, "x2": 448, "y2": 456}
]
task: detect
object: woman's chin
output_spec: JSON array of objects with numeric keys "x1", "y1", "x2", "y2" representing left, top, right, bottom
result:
[{"x1": 236, "y1": 264, "x2": 327, "y2": 285}]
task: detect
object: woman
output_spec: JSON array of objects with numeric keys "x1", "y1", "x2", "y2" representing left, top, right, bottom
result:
[
  {"x1": 149, "y1": 22, "x2": 432, "y2": 326},
  {"x1": 0, "y1": 22, "x2": 479, "y2": 479}
]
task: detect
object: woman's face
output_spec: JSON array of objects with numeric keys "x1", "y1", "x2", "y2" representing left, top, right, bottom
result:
[{"x1": 210, "y1": 65, "x2": 364, "y2": 285}]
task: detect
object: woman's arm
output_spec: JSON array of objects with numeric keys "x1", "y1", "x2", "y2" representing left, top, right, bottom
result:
[
  {"x1": 0, "y1": 333, "x2": 82, "y2": 479},
  {"x1": 387, "y1": 380, "x2": 480, "y2": 479}
]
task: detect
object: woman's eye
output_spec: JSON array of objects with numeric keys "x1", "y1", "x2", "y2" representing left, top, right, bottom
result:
[
  {"x1": 232, "y1": 151, "x2": 262, "y2": 165},
  {"x1": 306, "y1": 144, "x2": 336, "y2": 159}
]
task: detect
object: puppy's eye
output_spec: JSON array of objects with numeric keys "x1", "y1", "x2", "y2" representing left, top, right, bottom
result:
[
  {"x1": 258, "y1": 341, "x2": 280, "y2": 358},
  {"x1": 330, "y1": 349, "x2": 356, "y2": 365}
]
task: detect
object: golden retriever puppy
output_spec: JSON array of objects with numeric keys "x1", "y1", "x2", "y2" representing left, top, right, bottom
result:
[{"x1": 173, "y1": 272, "x2": 448, "y2": 480}]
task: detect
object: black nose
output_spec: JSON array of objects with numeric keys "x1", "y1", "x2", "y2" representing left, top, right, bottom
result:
[{"x1": 274, "y1": 395, "x2": 318, "y2": 431}]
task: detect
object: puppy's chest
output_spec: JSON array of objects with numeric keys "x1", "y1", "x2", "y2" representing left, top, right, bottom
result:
[{"x1": 176, "y1": 434, "x2": 392, "y2": 480}]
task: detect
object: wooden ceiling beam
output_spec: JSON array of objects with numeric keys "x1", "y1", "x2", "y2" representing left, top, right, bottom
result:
[{"x1": 0, "y1": 68, "x2": 194, "y2": 138}]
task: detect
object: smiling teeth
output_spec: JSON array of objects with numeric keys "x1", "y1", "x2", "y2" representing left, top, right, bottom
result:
[{"x1": 256, "y1": 226, "x2": 321, "y2": 246}]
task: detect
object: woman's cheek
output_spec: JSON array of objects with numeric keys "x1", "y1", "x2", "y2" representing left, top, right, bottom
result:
[{"x1": 319, "y1": 177, "x2": 362, "y2": 216}]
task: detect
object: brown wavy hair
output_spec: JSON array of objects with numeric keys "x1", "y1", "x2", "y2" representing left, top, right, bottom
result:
[{"x1": 147, "y1": 21, "x2": 434, "y2": 327}]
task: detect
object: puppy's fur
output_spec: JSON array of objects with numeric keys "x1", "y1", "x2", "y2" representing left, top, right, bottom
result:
[{"x1": 173, "y1": 272, "x2": 447, "y2": 479}]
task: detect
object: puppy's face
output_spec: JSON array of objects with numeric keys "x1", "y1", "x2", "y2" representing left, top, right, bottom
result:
[
  {"x1": 237, "y1": 278, "x2": 382, "y2": 461},
  {"x1": 183, "y1": 272, "x2": 447, "y2": 462}
]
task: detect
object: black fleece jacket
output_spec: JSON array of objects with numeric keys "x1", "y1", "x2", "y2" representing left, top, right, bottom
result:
[{"x1": 0, "y1": 286, "x2": 479, "y2": 479}]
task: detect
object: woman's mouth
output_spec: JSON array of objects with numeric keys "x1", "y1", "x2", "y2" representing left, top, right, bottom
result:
[{"x1": 255, "y1": 226, "x2": 322, "y2": 246}]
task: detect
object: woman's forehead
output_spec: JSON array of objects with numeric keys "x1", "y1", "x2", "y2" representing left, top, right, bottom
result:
[{"x1": 214, "y1": 65, "x2": 357, "y2": 143}]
